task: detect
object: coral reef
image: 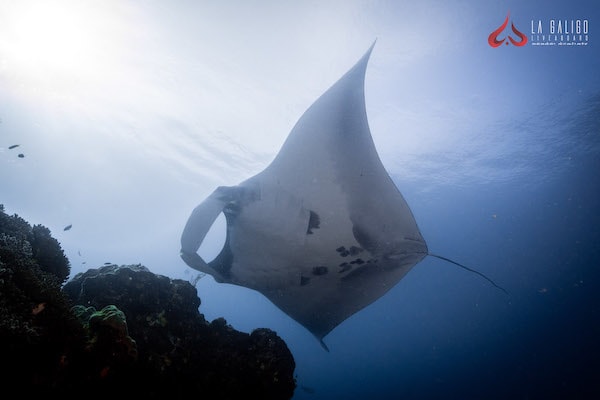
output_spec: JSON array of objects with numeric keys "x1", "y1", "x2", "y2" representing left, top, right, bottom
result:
[
  {"x1": 0, "y1": 205, "x2": 85, "y2": 392},
  {"x1": 0, "y1": 205, "x2": 296, "y2": 398},
  {"x1": 64, "y1": 264, "x2": 297, "y2": 398}
]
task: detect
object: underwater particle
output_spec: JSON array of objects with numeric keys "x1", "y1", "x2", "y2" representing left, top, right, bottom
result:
[
  {"x1": 17, "y1": 153, "x2": 25, "y2": 158},
  {"x1": 64, "y1": 224, "x2": 72, "y2": 231},
  {"x1": 8, "y1": 144, "x2": 19, "y2": 149}
]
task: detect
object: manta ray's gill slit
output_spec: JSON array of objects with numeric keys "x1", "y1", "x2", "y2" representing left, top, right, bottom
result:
[{"x1": 307, "y1": 211, "x2": 321, "y2": 234}]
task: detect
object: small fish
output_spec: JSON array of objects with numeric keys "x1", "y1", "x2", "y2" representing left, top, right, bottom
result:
[
  {"x1": 64, "y1": 224, "x2": 72, "y2": 231},
  {"x1": 8, "y1": 144, "x2": 19, "y2": 149},
  {"x1": 104, "y1": 262, "x2": 112, "y2": 265},
  {"x1": 99, "y1": 366, "x2": 110, "y2": 378},
  {"x1": 32, "y1": 302, "x2": 46, "y2": 315},
  {"x1": 17, "y1": 153, "x2": 24, "y2": 158}
]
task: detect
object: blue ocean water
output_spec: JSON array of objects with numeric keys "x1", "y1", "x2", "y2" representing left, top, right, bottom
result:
[
  {"x1": 287, "y1": 99, "x2": 600, "y2": 399},
  {"x1": 1, "y1": 1, "x2": 599, "y2": 399},
  {"x1": 286, "y1": 108, "x2": 600, "y2": 399}
]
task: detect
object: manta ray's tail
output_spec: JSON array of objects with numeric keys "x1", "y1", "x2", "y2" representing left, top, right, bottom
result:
[{"x1": 428, "y1": 253, "x2": 509, "y2": 295}]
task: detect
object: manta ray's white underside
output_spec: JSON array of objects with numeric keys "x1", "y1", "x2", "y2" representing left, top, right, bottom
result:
[{"x1": 181, "y1": 43, "x2": 429, "y2": 347}]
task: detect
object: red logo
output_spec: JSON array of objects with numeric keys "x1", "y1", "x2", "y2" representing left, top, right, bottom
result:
[{"x1": 488, "y1": 11, "x2": 528, "y2": 47}]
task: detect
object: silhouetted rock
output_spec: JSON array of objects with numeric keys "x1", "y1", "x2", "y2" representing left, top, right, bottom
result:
[
  {"x1": 64, "y1": 264, "x2": 297, "y2": 399},
  {"x1": 0, "y1": 205, "x2": 296, "y2": 399}
]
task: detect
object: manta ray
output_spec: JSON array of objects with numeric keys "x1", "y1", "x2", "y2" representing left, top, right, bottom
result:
[{"x1": 180, "y1": 43, "x2": 505, "y2": 350}]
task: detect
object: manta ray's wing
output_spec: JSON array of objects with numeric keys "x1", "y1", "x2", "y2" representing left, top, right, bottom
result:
[{"x1": 181, "y1": 43, "x2": 428, "y2": 343}]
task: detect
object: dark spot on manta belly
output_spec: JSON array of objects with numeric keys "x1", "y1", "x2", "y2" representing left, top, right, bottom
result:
[
  {"x1": 349, "y1": 246, "x2": 363, "y2": 255},
  {"x1": 312, "y1": 266, "x2": 328, "y2": 275},
  {"x1": 306, "y1": 210, "x2": 320, "y2": 234},
  {"x1": 300, "y1": 276, "x2": 311, "y2": 286},
  {"x1": 338, "y1": 262, "x2": 352, "y2": 273},
  {"x1": 336, "y1": 245, "x2": 363, "y2": 258},
  {"x1": 341, "y1": 264, "x2": 381, "y2": 281}
]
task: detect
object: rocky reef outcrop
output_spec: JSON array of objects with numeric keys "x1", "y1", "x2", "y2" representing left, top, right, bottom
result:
[{"x1": 0, "y1": 205, "x2": 296, "y2": 399}]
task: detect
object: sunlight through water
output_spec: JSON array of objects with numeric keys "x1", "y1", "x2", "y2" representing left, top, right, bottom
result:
[{"x1": 0, "y1": 0, "x2": 127, "y2": 96}]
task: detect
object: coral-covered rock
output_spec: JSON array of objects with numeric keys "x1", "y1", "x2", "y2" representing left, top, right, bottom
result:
[
  {"x1": 73, "y1": 304, "x2": 138, "y2": 372},
  {"x1": 64, "y1": 264, "x2": 297, "y2": 399},
  {"x1": 0, "y1": 205, "x2": 87, "y2": 393},
  {"x1": 0, "y1": 205, "x2": 296, "y2": 399}
]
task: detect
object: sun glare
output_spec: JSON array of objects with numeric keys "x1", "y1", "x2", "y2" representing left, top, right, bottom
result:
[{"x1": 0, "y1": 0, "x2": 120, "y2": 88}]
